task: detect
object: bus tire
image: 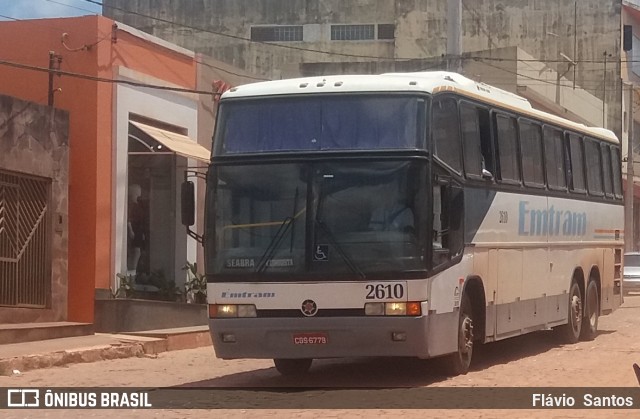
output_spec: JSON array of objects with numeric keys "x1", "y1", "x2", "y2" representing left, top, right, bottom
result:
[
  {"x1": 555, "y1": 280, "x2": 583, "y2": 344},
  {"x1": 273, "y1": 358, "x2": 312, "y2": 376},
  {"x1": 442, "y1": 294, "x2": 474, "y2": 376},
  {"x1": 580, "y1": 280, "x2": 599, "y2": 341}
]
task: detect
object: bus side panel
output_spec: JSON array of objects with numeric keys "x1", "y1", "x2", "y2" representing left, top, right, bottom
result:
[
  {"x1": 601, "y1": 248, "x2": 614, "y2": 313},
  {"x1": 520, "y1": 247, "x2": 550, "y2": 329},
  {"x1": 425, "y1": 253, "x2": 474, "y2": 357},
  {"x1": 495, "y1": 249, "x2": 523, "y2": 337}
]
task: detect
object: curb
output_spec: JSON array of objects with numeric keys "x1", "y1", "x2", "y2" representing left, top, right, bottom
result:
[{"x1": 0, "y1": 339, "x2": 168, "y2": 376}]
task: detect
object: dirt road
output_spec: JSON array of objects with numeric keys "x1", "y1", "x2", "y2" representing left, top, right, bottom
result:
[{"x1": 1, "y1": 295, "x2": 640, "y2": 418}]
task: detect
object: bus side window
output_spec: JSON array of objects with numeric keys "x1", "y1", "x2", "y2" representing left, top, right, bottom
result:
[
  {"x1": 543, "y1": 126, "x2": 567, "y2": 190},
  {"x1": 495, "y1": 113, "x2": 521, "y2": 183},
  {"x1": 567, "y1": 133, "x2": 586, "y2": 193},
  {"x1": 461, "y1": 102, "x2": 493, "y2": 179},
  {"x1": 600, "y1": 143, "x2": 614, "y2": 198},
  {"x1": 611, "y1": 146, "x2": 623, "y2": 198},
  {"x1": 520, "y1": 120, "x2": 544, "y2": 188},
  {"x1": 433, "y1": 97, "x2": 463, "y2": 173},
  {"x1": 585, "y1": 138, "x2": 604, "y2": 196}
]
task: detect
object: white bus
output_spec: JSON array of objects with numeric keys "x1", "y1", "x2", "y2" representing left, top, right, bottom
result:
[{"x1": 186, "y1": 71, "x2": 624, "y2": 376}]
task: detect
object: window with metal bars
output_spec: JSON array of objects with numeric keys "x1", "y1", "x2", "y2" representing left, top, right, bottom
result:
[
  {"x1": 251, "y1": 26, "x2": 303, "y2": 42},
  {"x1": 0, "y1": 169, "x2": 51, "y2": 308},
  {"x1": 331, "y1": 24, "x2": 375, "y2": 41}
]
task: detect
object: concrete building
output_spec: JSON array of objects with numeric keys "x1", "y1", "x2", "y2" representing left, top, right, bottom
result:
[
  {"x1": 621, "y1": 0, "x2": 640, "y2": 250},
  {"x1": 0, "y1": 94, "x2": 73, "y2": 335},
  {"x1": 103, "y1": 0, "x2": 623, "y2": 137},
  {"x1": 0, "y1": 15, "x2": 219, "y2": 331}
]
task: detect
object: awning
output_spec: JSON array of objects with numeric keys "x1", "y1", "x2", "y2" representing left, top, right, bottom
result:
[{"x1": 130, "y1": 121, "x2": 211, "y2": 162}]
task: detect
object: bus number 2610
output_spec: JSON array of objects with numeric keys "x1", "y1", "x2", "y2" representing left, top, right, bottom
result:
[{"x1": 365, "y1": 283, "x2": 405, "y2": 300}]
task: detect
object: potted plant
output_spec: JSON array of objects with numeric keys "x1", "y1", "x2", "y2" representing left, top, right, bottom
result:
[
  {"x1": 146, "y1": 270, "x2": 183, "y2": 302},
  {"x1": 113, "y1": 273, "x2": 135, "y2": 299},
  {"x1": 183, "y1": 261, "x2": 207, "y2": 304}
]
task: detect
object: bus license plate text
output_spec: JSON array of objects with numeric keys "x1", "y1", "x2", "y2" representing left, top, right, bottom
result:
[{"x1": 293, "y1": 333, "x2": 328, "y2": 345}]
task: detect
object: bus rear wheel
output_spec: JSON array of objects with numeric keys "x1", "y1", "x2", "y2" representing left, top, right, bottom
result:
[
  {"x1": 273, "y1": 358, "x2": 312, "y2": 376},
  {"x1": 580, "y1": 280, "x2": 599, "y2": 341},
  {"x1": 442, "y1": 294, "x2": 474, "y2": 376},
  {"x1": 555, "y1": 280, "x2": 583, "y2": 343}
]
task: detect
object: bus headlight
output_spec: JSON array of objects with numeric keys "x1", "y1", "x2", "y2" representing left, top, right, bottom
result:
[
  {"x1": 365, "y1": 302, "x2": 385, "y2": 316},
  {"x1": 385, "y1": 302, "x2": 407, "y2": 315},
  {"x1": 364, "y1": 302, "x2": 422, "y2": 316},
  {"x1": 209, "y1": 304, "x2": 257, "y2": 318}
]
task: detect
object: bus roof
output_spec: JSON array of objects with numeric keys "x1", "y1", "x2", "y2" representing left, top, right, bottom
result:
[{"x1": 221, "y1": 71, "x2": 619, "y2": 145}]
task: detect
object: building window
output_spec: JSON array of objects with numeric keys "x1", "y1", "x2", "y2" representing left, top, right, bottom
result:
[
  {"x1": 251, "y1": 26, "x2": 303, "y2": 42},
  {"x1": 378, "y1": 24, "x2": 395, "y2": 40},
  {"x1": 331, "y1": 24, "x2": 375, "y2": 41}
]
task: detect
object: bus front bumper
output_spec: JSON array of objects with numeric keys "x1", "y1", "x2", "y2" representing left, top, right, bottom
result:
[{"x1": 208, "y1": 315, "x2": 444, "y2": 360}]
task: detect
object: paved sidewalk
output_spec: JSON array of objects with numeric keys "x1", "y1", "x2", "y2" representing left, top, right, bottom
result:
[{"x1": 0, "y1": 326, "x2": 211, "y2": 376}]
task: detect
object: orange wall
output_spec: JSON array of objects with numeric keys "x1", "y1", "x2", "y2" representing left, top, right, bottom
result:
[{"x1": 0, "y1": 16, "x2": 197, "y2": 323}]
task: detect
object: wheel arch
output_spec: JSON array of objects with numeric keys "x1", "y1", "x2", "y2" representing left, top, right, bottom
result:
[
  {"x1": 571, "y1": 267, "x2": 586, "y2": 298},
  {"x1": 463, "y1": 275, "x2": 486, "y2": 342}
]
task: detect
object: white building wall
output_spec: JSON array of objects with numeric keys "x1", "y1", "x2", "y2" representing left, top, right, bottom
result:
[{"x1": 112, "y1": 66, "x2": 199, "y2": 291}]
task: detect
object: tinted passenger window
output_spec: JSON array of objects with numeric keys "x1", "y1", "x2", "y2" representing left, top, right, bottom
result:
[
  {"x1": 543, "y1": 127, "x2": 566, "y2": 189},
  {"x1": 567, "y1": 134, "x2": 586, "y2": 192},
  {"x1": 520, "y1": 120, "x2": 544, "y2": 187},
  {"x1": 460, "y1": 103, "x2": 482, "y2": 177},
  {"x1": 611, "y1": 147, "x2": 623, "y2": 197},
  {"x1": 495, "y1": 114, "x2": 520, "y2": 182},
  {"x1": 433, "y1": 98, "x2": 463, "y2": 172},
  {"x1": 585, "y1": 139, "x2": 603, "y2": 196},
  {"x1": 601, "y1": 144, "x2": 614, "y2": 197}
]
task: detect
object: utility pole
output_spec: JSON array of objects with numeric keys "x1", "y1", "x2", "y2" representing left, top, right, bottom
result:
[
  {"x1": 447, "y1": 0, "x2": 462, "y2": 73},
  {"x1": 625, "y1": 82, "x2": 635, "y2": 252},
  {"x1": 603, "y1": 51, "x2": 607, "y2": 128},
  {"x1": 47, "y1": 51, "x2": 62, "y2": 107}
]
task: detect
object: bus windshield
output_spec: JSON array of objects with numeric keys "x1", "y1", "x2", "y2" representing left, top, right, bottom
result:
[
  {"x1": 209, "y1": 160, "x2": 427, "y2": 280},
  {"x1": 215, "y1": 95, "x2": 426, "y2": 154}
]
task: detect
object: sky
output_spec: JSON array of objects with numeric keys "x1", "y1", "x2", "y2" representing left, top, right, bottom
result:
[{"x1": 0, "y1": 0, "x2": 101, "y2": 20}]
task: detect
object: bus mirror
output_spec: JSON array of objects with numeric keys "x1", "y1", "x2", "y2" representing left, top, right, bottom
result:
[{"x1": 181, "y1": 181, "x2": 195, "y2": 227}]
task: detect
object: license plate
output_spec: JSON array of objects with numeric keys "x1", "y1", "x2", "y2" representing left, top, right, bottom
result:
[{"x1": 293, "y1": 332, "x2": 328, "y2": 345}]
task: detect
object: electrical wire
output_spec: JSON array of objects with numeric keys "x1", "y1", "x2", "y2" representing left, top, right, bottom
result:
[
  {"x1": 44, "y1": 0, "x2": 99, "y2": 15},
  {"x1": 83, "y1": 0, "x2": 628, "y2": 65},
  {"x1": 83, "y1": 0, "x2": 421, "y2": 61},
  {"x1": 0, "y1": 58, "x2": 219, "y2": 96}
]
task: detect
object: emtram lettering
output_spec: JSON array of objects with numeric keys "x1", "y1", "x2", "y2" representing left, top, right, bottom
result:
[{"x1": 518, "y1": 201, "x2": 587, "y2": 237}]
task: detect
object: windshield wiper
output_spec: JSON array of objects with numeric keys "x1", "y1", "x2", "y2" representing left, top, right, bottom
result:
[
  {"x1": 256, "y1": 188, "x2": 299, "y2": 274},
  {"x1": 255, "y1": 217, "x2": 293, "y2": 273}
]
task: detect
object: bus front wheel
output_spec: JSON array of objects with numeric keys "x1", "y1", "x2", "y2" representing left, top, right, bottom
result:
[
  {"x1": 442, "y1": 294, "x2": 474, "y2": 376},
  {"x1": 555, "y1": 280, "x2": 583, "y2": 343},
  {"x1": 273, "y1": 358, "x2": 312, "y2": 376}
]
